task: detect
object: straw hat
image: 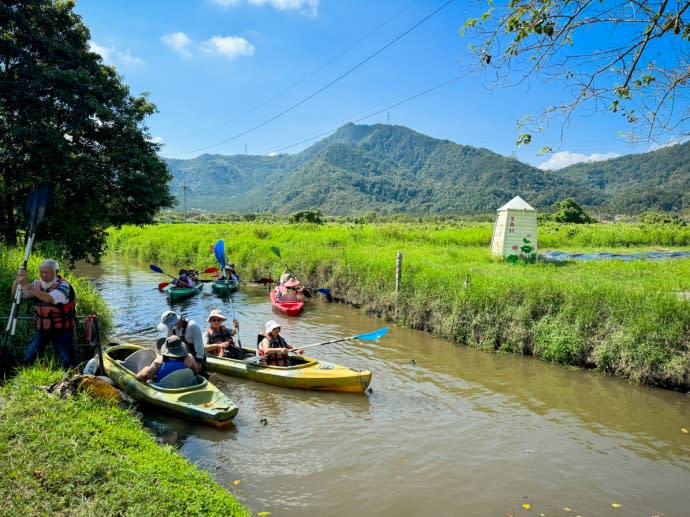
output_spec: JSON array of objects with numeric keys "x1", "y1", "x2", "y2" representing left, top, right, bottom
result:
[
  {"x1": 284, "y1": 278, "x2": 300, "y2": 288},
  {"x1": 159, "y1": 336, "x2": 187, "y2": 358},
  {"x1": 207, "y1": 309, "x2": 227, "y2": 322},
  {"x1": 264, "y1": 320, "x2": 281, "y2": 334}
]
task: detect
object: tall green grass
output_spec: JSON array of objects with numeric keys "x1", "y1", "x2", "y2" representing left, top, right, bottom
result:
[
  {"x1": 109, "y1": 222, "x2": 690, "y2": 390},
  {"x1": 0, "y1": 365, "x2": 250, "y2": 516}
]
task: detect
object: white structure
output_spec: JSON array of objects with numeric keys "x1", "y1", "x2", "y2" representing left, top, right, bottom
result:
[{"x1": 490, "y1": 196, "x2": 538, "y2": 259}]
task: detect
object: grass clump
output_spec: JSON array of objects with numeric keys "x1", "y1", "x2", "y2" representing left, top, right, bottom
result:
[{"x1": 0, "y1": 365, "x2": 250, "y2": 517}]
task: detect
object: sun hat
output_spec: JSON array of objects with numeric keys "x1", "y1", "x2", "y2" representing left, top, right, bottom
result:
[
  {"x1": 265, "y1": 320, "x2": 281, "y2": 334},
  {"x1": 284, "y1": 278, "x2": 300, "y2": 288},
  {"x1": 207, "y1": 309, "x2": 227, "y2": 322},
  {"x1": 158, "y1": 310, "x2": 179, "y2": 333},
  {"x1": 159, "y1": 335, "x2": 187, "y2": 358}
]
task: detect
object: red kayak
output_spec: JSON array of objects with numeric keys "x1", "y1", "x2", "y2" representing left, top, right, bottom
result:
[{"x1": 270, "y1": 288, "x2": 304, "y2": 316}]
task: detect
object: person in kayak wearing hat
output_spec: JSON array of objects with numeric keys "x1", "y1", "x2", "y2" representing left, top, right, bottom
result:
[
  {"x1": 136, "y1": 335, "x2": 196, "y2": 383},
  {"x1": 257, "y1": 320, "x2": 303, "y2": 367},
  {"x1": 172, "y1": 269, "x2": 193, "y2": 288},
  {"x1": 204, "y1": 309, "x2": 241, "y2": 359},
  {"x1": 158, "y1": 310, "x2": 207, "y2": 377},
  {"x1": 218, "y1": 264, "x2": 239, "y2": 283}
]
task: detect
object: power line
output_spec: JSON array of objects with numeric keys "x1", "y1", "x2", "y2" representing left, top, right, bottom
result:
[
  {"x1": 217, "y1": 0, "x2": 421, "y2": 129},
  {"x1": 264, "y1": 75, "x2": 463, "y2": 155},
  {"x1": 164, "y1": 0, "x2": 455, "y2": 157}
]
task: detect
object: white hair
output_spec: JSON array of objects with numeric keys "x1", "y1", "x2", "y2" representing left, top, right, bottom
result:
[{"x1": 39, "y1": 259, "x2": 59, "y2": 273}]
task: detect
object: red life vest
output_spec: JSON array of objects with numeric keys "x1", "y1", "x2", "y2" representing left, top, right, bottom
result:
[
  {"x1": 257, "y1": 333, "x2": 289, "y2": 366},
  {"x1": 33, "y1": 277, "x2": 77, "y2": 331}
]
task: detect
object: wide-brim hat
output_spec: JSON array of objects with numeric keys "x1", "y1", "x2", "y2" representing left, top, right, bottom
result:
[
  {"x1": 265, "y1": 319, "x2": 281, "y2": 334},
  {"x1": 207, "y1": 309, "x2": 227, "y2": 322},
  {"x1": 159, "y1": 336, "x2": 187, "y2": 358},
  {"x1": 284, "y1": 278, "x2": 300, "y2": 288},
  {"x1": 159, "y1": 310, "x2": 179, "y2": 330}
]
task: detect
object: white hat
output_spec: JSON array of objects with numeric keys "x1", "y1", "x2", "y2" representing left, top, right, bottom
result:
[
  {"x1": 158, "y1": 310, "x2": 179, "y2": 333},
  {"x1": 265, "y1": 320, "x2": 281, "y2": 334},
  {"x1": 207, "y1": 309, "x2": 227, "y2": 322}
]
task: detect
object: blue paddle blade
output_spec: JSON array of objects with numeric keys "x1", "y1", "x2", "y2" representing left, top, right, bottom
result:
[
  {"x1": 316, "y1": 288, "x2": 331, "y2": 295},
  {"x1": 150, "y1": 264, "x2": 164, "y2": 274},
  {"x1": 355, "y1": 327, "x2": 389, "y2": 341},
  {"x1": 214, "y1": 240, "x2": 225, "y2": 269}
]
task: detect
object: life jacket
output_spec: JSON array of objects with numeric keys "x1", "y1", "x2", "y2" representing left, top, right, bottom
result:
[
  {"x1": 206, "y1": 326, "x2": 235, "y2": 357},
  {"x1": 155, "y1": 358, "x2": 187, "y2": 382},
  {"x1": 33, "y1": 277, "x2": 77, "y2": 331},
  {"x1": 257, "y1": 333, "x2": 289, "y2": 366}
]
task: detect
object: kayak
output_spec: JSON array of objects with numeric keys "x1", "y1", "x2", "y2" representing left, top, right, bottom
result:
[
  {"x1": 211, "y1": 279, "x2": 239, "y2": 295},
  {"x1": 207, "y1": 349, "x2": 372, "y2": 393},
  {"x1": 168, "y1": 282, "x2": 203, "y2": 302},
  {"x1": 270, "y1": 288, "x2": 304, "y2": 316},
  {"x1": 102, "y1": 343, "x2": 239, "y2": 427}
]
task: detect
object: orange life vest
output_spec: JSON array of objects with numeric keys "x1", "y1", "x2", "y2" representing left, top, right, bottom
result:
[{"x1": 33, "y1": 277, "x2": 77, "y2": 331}]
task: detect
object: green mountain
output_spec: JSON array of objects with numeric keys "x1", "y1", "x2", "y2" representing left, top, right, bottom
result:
[{"x1": 164, "y1": 123, "x2": 688, "y2": 215}]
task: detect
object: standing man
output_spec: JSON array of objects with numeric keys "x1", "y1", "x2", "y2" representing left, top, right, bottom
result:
[
  {"x1": 12, "y1": 259, "x2": 77, "y2": 368},
  {"x1": 158, "y1": 310, "x2": 207, "y2": 378}
]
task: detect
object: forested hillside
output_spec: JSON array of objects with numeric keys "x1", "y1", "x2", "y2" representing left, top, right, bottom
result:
[{"x1": 165, "y1": 123, "x2": 688, "y2": 215}]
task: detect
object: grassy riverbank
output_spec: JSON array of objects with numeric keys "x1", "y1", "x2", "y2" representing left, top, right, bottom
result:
[
  {"x1": 109, "y1": 221, "x2": 690, "y2": 390},
  {"x1": 0, "y1": 365, "x2": 250, "y2": 516}
]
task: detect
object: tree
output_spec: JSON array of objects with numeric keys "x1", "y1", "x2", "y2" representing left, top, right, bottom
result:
[
  {"x1": 289, "y1": 209, "x2": 324, "y2": 224},
  {"x1": 0, "y1": 0, "x2": 175, "y2": 264},
  {"x1": 551, "y1": 198, "x2": 594, "y2": 223},
  {"x1": 461, "y1": 1, "x2": 690, "y2": 150}
]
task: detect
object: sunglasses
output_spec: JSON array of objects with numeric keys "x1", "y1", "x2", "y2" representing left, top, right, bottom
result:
[{"x1": 209, "y1": 318, "x2": 223, "y2": 322}]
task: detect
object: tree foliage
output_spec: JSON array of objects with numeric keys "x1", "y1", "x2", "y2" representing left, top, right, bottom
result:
[
  {"x1": 0, "y1": 0, "x2": 175, "y2": 264},
  {"x1": 550, "y1": 198, "x2": 595, "y2": 224},
  {"x1": 461, "y1": 1, "x2": 690, "y2": 148}
]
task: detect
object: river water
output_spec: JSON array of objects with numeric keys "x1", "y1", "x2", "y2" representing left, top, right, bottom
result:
[{"x1": 77, "y1": 256, "x2": 690, "y2": 517}]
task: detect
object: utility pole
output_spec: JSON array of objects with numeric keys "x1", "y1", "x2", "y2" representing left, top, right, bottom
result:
[
  {"x1": 386, "y1": 111, "x2": 390, "y2": 124},
  {"x1": 244, "y1": 143, "x2": 248, "y2": 154},
  {"x1": 183, "y1": 183, "x2": 187, "y2": 222}
]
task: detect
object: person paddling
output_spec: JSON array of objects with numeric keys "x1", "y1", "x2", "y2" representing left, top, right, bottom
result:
[
  {"x1": 204, "y1": 309, "x2": 241, "y2": 359},
  {"x1": 257, "y1": 320, "x2": 303, "y2": 366}
]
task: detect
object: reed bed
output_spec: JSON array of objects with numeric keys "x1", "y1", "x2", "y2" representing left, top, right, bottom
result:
[{"x1": 108, "y1": 222, "x2": 690, "y2": 390}]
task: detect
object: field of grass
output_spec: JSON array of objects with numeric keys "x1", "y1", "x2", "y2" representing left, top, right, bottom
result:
[
  {"x1": 108, "y1": 221, "x2": 690, "y2": 390},
  {"x1": 0, "y1": 365, "x2": 250, "y2": 516}
]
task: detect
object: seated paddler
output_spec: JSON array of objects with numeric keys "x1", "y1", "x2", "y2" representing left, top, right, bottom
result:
[
  {"x1": 257, "y1": 320, "x2": 303, "y2": 366},
  {"x1": 136, "y1": 335, "x2": 196, "y2": 383}
]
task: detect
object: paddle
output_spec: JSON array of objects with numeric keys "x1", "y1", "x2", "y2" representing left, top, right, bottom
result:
[
  {"x1": 213, "y1": 239, "x2": 244, "y2": 357},
  {"x1": 2, "y1": 186, "x2": 51, "y2": 349},
  {"x1": 294, "y1": 326, "x2": 389, "y2": 352},
  {"x1": 153, "y1": 266, "x2": 218, "y2": 289},
  {"x1": 270, "y1": 246, "x2": 294, "y2": 273}
]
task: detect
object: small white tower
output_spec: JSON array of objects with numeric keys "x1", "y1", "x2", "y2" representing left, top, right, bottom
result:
[{"x1": 490, "y1": 196, "x2": 538, "y2": 259}]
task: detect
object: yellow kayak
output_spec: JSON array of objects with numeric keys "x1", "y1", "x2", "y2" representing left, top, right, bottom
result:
[
  {"x1": 207, "y1": 349, "x2": 372, "y2": 393},
  {"x1": 103, "y1": 343, "x2": 239, "y2": 427}
]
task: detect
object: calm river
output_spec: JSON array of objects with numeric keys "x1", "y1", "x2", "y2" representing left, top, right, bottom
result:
[{"x1": 76, "y1": 256, "x2": 690, "y2": 517}]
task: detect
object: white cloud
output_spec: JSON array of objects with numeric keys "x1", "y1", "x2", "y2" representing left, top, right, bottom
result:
[
  {"x1": 148, "y1": 136, "x2": 164, "y2": 145},
  {"x1": 211, "y1": 0, "x2": 318, "y2": 15},
  {"x1": 89, "y1": 41, "x2": 143, "y2": 66},
  {"x1": 249, "y1": 0, "x2": 318, "y2": 15},
  {"x1": 201, "y1": 36, "x2": 255, "y2": 59},
  {"x1": 161, "y1": 32, "x2": 193, "y2": 57},
  {"x1": 537, "y1": 151, "x2": 621, "y2": 170}
]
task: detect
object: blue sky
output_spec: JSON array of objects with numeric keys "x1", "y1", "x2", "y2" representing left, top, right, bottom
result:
[{"x1": 74, "y1": 0, "x2": 682, "y2": 170}]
